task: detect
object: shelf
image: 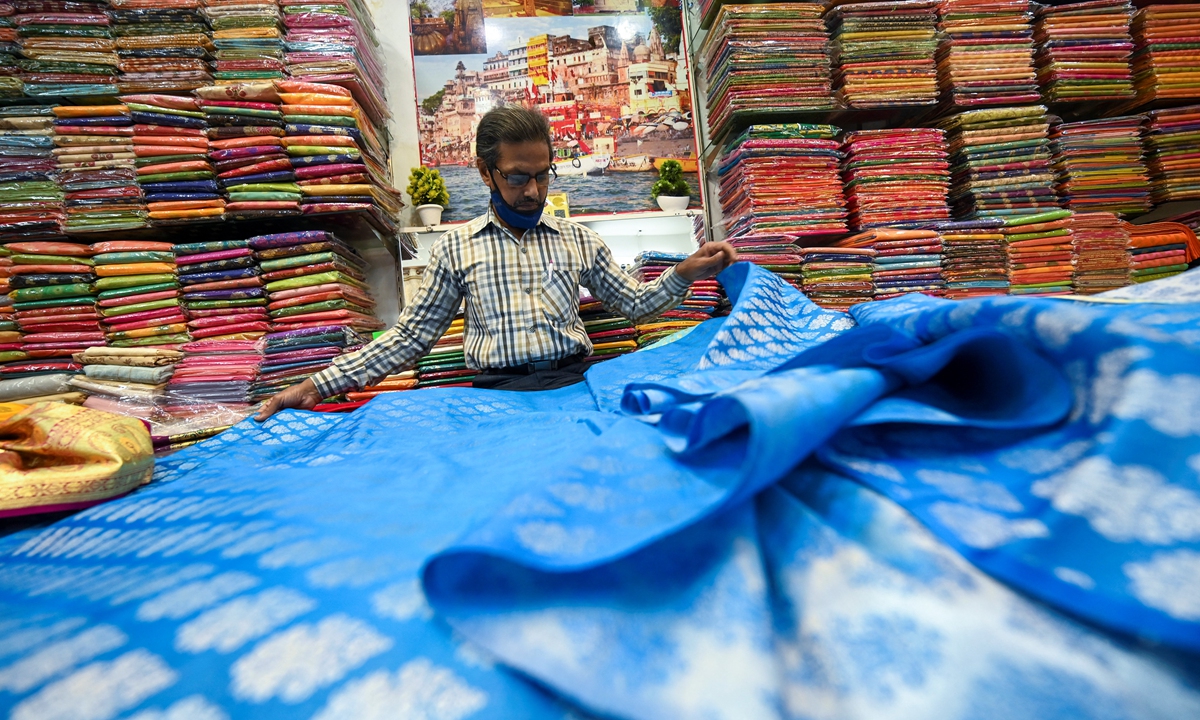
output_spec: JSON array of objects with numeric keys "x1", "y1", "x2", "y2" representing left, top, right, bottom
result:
[
  {"x1": 60, "y1": 208, "x2": 413, "y2": 260},
  {"x1": 397, "y1": 209, "x2": 704, "y2": 235}
]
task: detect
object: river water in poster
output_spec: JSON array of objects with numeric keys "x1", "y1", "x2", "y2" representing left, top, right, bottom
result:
[{"x1": 434, "y1": 164, "x2": 700, "y2": 221}]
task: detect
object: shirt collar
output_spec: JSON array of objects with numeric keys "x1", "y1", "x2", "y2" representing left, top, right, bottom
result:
[{"x1": 477, "y1": 205, "x2": 560, "y2": 242}]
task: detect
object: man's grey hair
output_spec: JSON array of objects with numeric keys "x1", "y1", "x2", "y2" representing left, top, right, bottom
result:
[{"x1": 476, "y1": 105, "x2": 553, "y2": 169}]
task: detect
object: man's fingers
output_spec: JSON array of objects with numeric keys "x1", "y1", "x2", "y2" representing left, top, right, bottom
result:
[{"x1": 255, "y1": 396, "x2": 279, "y2": 422}]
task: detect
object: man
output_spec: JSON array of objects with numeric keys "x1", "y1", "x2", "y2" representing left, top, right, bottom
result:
[{"x1": 256, "y1": 106, "x2": 736, "y2": 420}]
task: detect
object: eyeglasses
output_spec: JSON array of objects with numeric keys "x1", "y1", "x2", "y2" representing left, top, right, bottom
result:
[{"x1": 491, "y1": 165, "x2": 556, "y2": 188}]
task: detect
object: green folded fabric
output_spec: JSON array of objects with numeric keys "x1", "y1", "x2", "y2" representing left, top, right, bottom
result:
[
  {"x1": 173, "y1": 239, "x2": 249, "y2": 254},
  {"x1": 125, "y1": 103, "x2": 205, "y2": 119},
  {"x1": 264, "y1": 271, "x2": 367, "y2": 292},
  {"x1": 92, "y1": 251, "x2": 176, "y2": 264},
  {"x1": 259, "y1": 251, "x2": 354, "y2": 272},
  {"x1": 94, "y1": 273, "x2": 177, "y2": 290},
  {"x1": 0, "y1": 351, "x2": 28, "y2": 363},
  {"x1": 13, "y1": 296, "x2": 96, "y2": 311},
  {"x1": 109, "y1": 333, "x2": 191, "y2": 347},
  {"x1": 96, "y1": 281, "x2": 180, "y2": 300},
  {"x1": 205, "y1": 106, "x2": 283, "y2": 119},
  {"x1": 1003, "y1": 209, "x2": 1072, "y2": 226},
  {"x1": 100, "y1": 298, "x2": 181, "y2": 317},
  {"x1": 11, "y1": 253, "x2": 93, "y2": 266},
  {"x1": 285, "y1": 114, "x2": 357, "y2": 127},
  {"x1": 269, "y1": 299, "x2": 371, "y2": 318},
  {"x1": 225, "y1": 183, "x2": 300, "y2": 193},
  {"x1": 1006, "y1": 229, "x2": 1072, "y2": 242},
  {"x1": 10, "y1": 283, "x2": 93, "y2": 301},
  {"x1": 227, "y1": 192, "x2": 303, "y2": 202}
]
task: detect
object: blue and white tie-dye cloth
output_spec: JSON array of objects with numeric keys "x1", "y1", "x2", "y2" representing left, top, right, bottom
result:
[{"x1": 1, "y1": 262, "x2": 1199, "y2": 720}]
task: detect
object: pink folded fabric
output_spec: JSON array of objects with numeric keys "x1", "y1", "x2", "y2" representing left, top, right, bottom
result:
[{"x1": 175, "y1": 248, "x2": 254, "y2": 264}]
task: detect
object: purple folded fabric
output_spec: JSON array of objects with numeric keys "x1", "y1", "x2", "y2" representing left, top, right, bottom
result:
[
  {"x1": 179, "y1": 268, "x2": 261, "y2": 285},
  {"x1": 264, "y1": 324, "x2": 347, "y2": 340},
  {"x1": 222, "y1": 171, "x2": 296, "y2": 187},
  {"x1": 249, "y1": 230, "x2": 338, "y2": 250},
  {"x1": 258, "y1": 346, "x2": 342, "y2": 364},
  {"x1": 210, "y1": 146, "x2": 285, "y2": 162},
  {"x1": 183, "y1": 288, "x2": 266, "y2": 300},
  {"x1": 176, "y1": 248, "x2": 255, "y2": 265}
]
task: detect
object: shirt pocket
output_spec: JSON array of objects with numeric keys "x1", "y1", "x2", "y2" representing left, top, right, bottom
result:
[{"x1": 540, "y1": 267, "x2": 580, "y2": 324}]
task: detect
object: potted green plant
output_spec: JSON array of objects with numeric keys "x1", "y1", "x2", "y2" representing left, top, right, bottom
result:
[
  {"x1": 650, "y1": 159, "x2": 691, "y2": 212},
  {"x1": 407, "y1": 166, "x2": 450, "y2": 226}
]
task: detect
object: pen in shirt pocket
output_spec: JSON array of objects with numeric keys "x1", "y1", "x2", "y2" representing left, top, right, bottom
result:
[{"x1": 545, "y1": 259, "x2": 554, "y2": 284}]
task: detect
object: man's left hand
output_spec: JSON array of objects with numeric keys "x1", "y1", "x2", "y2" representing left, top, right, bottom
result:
[{"x1": 675, "y1": 242, "x2": 739, "y2": 283}]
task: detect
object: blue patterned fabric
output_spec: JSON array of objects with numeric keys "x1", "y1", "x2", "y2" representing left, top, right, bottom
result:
[{"x1": 1, "y1": 262, "x2": 1199, "y2": 720}]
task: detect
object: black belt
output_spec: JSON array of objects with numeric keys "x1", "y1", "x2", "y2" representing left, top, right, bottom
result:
[{"x1": 483, "y1": 353, "x2": 586, "y2": 375}]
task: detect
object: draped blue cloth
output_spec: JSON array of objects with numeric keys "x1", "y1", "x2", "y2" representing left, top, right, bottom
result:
[{"x1": 1, "y1": 262, "x2": 1199, "y2": 720}]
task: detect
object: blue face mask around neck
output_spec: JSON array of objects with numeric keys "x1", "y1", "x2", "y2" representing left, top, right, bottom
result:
[{"x1": 490, "y1": 189, "x2": 544, "y2": 230}]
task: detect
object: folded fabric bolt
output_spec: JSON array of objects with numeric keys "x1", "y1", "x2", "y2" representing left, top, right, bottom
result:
[{"x1": 83, "y1": 364, "x2": 174, "y2": 384}]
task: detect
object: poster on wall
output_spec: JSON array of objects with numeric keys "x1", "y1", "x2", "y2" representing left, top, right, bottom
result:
[{"x1": 411, "y1": 2, "x2": 700, "y2": 222}]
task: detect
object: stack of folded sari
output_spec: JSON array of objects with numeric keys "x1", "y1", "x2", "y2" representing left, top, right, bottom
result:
[
  {"x1": 110, "y1": 0, "x2": 214, "y2": 93},
  {"x1": 7, "y1": 239, "x2": 103, "y2": 359},
  {"x1": 166, "y1": 337, "x2": 261, "y2": 405},
  {"x1": 279, "y1": 80, "x2": 400, "y2": 223},
  {"x1": 93, "y1": 239, "x2": 188, "y2": 347},
  {"x1": 718, "y1": 123, "x2": 847, "y2": 243},
  {"x1": 196, "y1": 82, "x2": 294, "y2": 218},
  {"x1": 345, "y1": 370, "x2": 417, "y2": 402},
  {"x1": 1034, "y1": 0, "x2": 1136, "y2": 102},
  {"x1": 0, "y1": 5, "x2": 19, "y2": 96},
  {"x1": 841, "y1": 128, "x2": 950, "y2": 230},
  {"x1": 1143, "y1": 105, "x2": 1200, "y2": 204},
  {"x1": 701, "y1": 3, "x2": 836, "y2": 142},
  {"x1": 281, "y1": 0, "x2": 390, "y2": 128},
  {"x1": 204, "y1": 0, "x2": 286, "y2": 82},
  {"x1": 13, "y1": 0, "x2": 118, "y2": 97},
  {"x1": 1001, "y1": 208, "x2": 1076, "y2": 295},
  {"x1": 829, "y1": 0, "x2": 940, "y2": 108},
  {"x1": 415, "y1": 319, "x2": 474, "y2": 388},
  {"x1": 73, "y1": 344, "x2": 180, "y2": 404},
  {"x1": 122, "y1": 93, "x2": 225, "y2": 222},
  {"x1": 798, "y1": 246, "x2": 876, "y2": 310},
  {"x1": 250, "y1": 229, "x2": 381, "y2": 335},
  {"x1": 630, "y1": 250, "x2": 721, "y2": 349},
  {"x1": 0, "y1": 105, "x2": 63, "y2": 242},
  {"x1": 252, "y1": 323, "x2": 368, "y2": 399},
  {"x1": 1050, "y1": 114, "x2": 1151, "y2": 217},
  {"x1": 1067, "y1": 211, "x2": 1130, "y2": 294},
  {"x1": 579, "y1": 295, "x2": 637, "y2": 364},
  {"x1": 53, "y1": 102, "x2": 148, "y2": 232},
  {"x1": 942, "y1": 105, "x2": 1060, "y2": 219},
  {"x1": 936, "y1": 0, "x2": 1040, "y2": 108},
  {"x1": 174, "y1": 237, "x2": 270, "y2": 342},
  {"x1": 934, "y1": 217, "x2": 1011, "y2": 298},
  {"x1": 836, "y1": 228, "x2": 946, "y2": 300},
  {"x1": 1130, "y1": 4, "x2": 1200, "y2": 104},
  {"x1": 1125, "y1": 221, "x2": 1196, "y2": 284}
]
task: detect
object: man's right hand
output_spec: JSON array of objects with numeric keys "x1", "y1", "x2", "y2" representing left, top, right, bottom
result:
[{"x1": 255, "y1": 377, "x2": 322, "y2": 422}]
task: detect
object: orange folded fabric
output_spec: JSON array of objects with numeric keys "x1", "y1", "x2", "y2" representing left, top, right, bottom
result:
[{"x1": 94, "y1": 263, "x2": 177, "y2": 277}]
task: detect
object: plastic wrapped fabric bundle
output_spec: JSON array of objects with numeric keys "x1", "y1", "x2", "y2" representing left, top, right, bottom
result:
[
  {"x1": 840, "y1": 128, "x2": 951, "y2": 231},
  {"x1": 929, "y1": 217, "x2": 1011, "y2": 299},
  {"x1": 0, "y1": 370, "x2": 72, "y2": 400},
  {"x1": 203, "y1": 0, "x2": 286, "y2": 83},
  {"x1": 165, "y1": 336, "x2": 262, "y2": 405},
  {"x1": 5, "y1": 239, "x2": 105, "y2": 360},
  {"x1": 1130, "y1": 4, "x2": 1200, "y2": 105},
  {"x1": 277, "y1": 80, "x2": 401, "y2": 226},
  {"x1": 796, "y1": 246, "x2": 876, "y2": 310},
  {"x1": 1034, "y1": 0, "x2": 1136, "y2": 103},
  {"x1": 835, "y1": 227, "x2": 946, "y2": 301},
  {"x1": 626, "y1": 251, "x2": 723, "y2": 351},
  {"x1": 119, "y1": 92, "x2": 225, "y2": 221},
  {"x1": 196, "y1": 82, "x2": 295, "y2": 214},
  {"x1": 52, "y1": 102, "x2": 149, "y2": 232},
  {"x1": 1144, "y1": 104, "x2": 1200, "y2": 204},
  {"x1": 1125, "y1": 220, "x2": 1198, "y2": 284},
  {"x1": 576, "y1": 300, "x2": 636, "y2": 366},
  {"x1": 700, "y1": 4, "x2": 837, "y2": 142},
  {"x1": 940, "y1": 105, "x2": 1061, "y2": 220},
  {"x1": 251, "y1": 322, "x2": 368, "y2": 400},
  {"x1": 828, "y1": 0, "x2": 940, "y2": 108},
  {"x1": 110, "y1": 0, "x2": 215, "y2": 92},
  {"x1": 1049, "y1": 114, "x2": 1151, "y2": 217},
  {"x1": 280, "y1": 0, "x2": 389, "y2": 127},
  {"x1": 936, "y1": 0, "x2": 1040, "y2": 108},
  {"x1": 999, "y1": 208, "x2": 1076, "y2": 296},
  {"x1": 0, "y1": 104, "x2": 64, "y2": 243},
  {"x1": 1067, "y1": 211, "x2": 1131, "y2": 294},
  {"x1": 12, "y1": 0, "x2": 119, "y2": 96},
  {"x1": 173, "y1": 236, "x2": 271, "y2": 341},
  {"x1": 92, "y1": 239, "x2": 190, "y2": 347}
]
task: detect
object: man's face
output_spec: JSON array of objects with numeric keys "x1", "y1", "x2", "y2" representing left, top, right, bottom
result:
[{"x1": 476, "y1": 140, "x2": 552, "y2": 213}]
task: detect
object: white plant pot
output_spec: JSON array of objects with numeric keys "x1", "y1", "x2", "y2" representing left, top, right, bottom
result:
[
  {"x1": 416, "y1": 204, "x2": 444, "y2": 227},
  {"x1": 656, "y1": 195, "x2": 690, "y2": 212}
]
